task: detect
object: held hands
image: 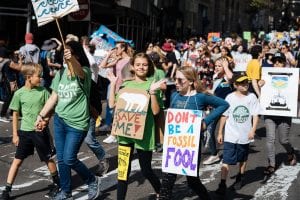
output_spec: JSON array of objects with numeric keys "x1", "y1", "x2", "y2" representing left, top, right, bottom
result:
[
  {"x1": 248, "y1": 130, "x2": 255, "y2": 140},
  {"x1": 35, "y1": 115, "x2": 48, "y2": 132}
]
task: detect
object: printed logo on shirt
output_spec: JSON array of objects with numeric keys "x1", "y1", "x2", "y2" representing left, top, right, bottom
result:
[
  {"x1": 232, "y1": 105, "x2": 250, "y2": 123},
  {"x1": 57, "y1": 82, "x2": 79, "y2": 102}
]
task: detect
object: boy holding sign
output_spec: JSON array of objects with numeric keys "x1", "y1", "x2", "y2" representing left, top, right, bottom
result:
[
  {"x1": 216, "y1": 74, "x2": 260, "y2": 195},
  {"x1": 159, "y1": 66, "x2": 229, "y2": 200}
]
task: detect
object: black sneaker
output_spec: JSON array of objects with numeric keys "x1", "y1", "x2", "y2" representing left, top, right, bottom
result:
[
  {"x1": 44, "y1": 184, "x2": 60, "y2": 198},
  {"x1": 0, "y1": 189, "x2": 11, "y2": 200},
  {"x1": 233, "y1": 180, "x2": 243, "y2": 190},
  {"x1": 215, "y1": 183, "x2": 227, "y2": 196}
]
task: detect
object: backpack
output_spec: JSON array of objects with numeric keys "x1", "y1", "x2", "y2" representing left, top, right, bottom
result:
[{"x1": 59, "y1": 68, "x2": 102, "y2": 119}]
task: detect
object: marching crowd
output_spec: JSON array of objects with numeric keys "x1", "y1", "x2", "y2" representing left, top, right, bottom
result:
[{"x1": 0, "y1": 31, "x2": 299, "y2": 200}]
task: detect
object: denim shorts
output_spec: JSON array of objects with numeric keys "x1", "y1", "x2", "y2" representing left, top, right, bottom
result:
[
  {"x1": 15, "y1": 129, "x2": 53, "y2": 162},
  {"x1": 223, "y1": 142, "x2": 249, "y2": 165}
]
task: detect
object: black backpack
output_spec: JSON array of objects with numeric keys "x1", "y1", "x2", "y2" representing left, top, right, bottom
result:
[{"x1": 59, "y1": 68, "x2": 102, "y2": 119}]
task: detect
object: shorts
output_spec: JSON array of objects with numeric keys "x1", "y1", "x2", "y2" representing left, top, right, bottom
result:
[
  {"x1": 15, "y1": 129, "x2": 53, "y2": 162},
  {"x1": 223, "y1": 142, "x2": 249, "y2": 165}
]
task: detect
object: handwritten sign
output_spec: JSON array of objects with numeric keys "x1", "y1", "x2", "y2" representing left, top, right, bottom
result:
[
  {"x1": 260, "y1": 67, "x2": 299, "y2": 117},
  {"x1": 111, "y1": 88, "x2": 150, "y2": 140},
  {"x1": 207, "y1": 32, "x2": 220, "y2": 42},
  {"x1": 232, "y1": 52, "x2": 252, "y2": 72},
  {"x1": 118, "y1": 145, "x2": 131, "y2": 181},
  {"x1": 162, "y1": 109, "x2": 202, "y2": 177},
  {"x1": 31, "y1": 0, "x2": 79, "y2": 26}
]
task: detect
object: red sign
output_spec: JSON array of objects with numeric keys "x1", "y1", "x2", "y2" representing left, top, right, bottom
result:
[{"x1": 69, "y1": 0, "x2": 90, "y2": 21}]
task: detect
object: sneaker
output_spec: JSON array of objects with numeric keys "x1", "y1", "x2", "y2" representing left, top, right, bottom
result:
[
  {"x1": 96, "y1": 158, "x2": 109, "y2": 176},
  {"x1": 103, "y1": 135, "x2": 117, "y2": 144},
  {"x1": 215, "y1": 183, "x2": 226, "y2": 196},
  {"x1": 50, "y1": 190, "x2": 73, "y2": 200},
  {"x1": 99, "y1": 124, "x2": 111, "y2": 132},
  {"x1": 203, "y1": 154, "x2": 220, "y2": 165},
  {"x1": 45, "y1": 184, "x2": 60, "y2": 198},
  {"x1": 95, "y1": 116, "x2": 102, "y2": 128},
  {"x1": 88, "y1": 176, "x2": 102, "y2": 200},
  {"x1": 0, "y1": 189, "x2": 11, "y2": 200},
  {"x1": 0, "y1": 117, "x2": 10, "y2": 123}
]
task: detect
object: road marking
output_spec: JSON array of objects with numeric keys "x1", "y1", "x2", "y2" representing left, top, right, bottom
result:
[
  {"x1": 252, "y1": 163, "x2": 300, "y2": 200},
  {"x1": 0, "y1": 179, "x2": 49, "y2": 191}
]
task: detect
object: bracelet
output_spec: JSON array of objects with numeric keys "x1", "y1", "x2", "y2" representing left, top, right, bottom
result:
[{"x1": 147, "y1": 90, "x2": 156, "y2": 95}]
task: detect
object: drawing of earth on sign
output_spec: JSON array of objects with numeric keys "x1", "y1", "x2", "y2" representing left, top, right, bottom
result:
[
  {"x1": 119, "y1": 92, "x2": 148, "y2": 112},
  {"x1": 271, "y1": 76, "x2": 288, "y2": 89}
]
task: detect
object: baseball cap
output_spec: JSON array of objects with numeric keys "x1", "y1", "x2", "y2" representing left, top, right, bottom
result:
[
  {"x1": 232, "y1": 74, "x2": 250, "y2": 83},
  {"x1": 25, "y1": 33, "x2": 33, "y2": 44}
]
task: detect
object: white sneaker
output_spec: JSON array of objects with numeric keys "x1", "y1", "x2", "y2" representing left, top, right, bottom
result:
[
  {"x1": 103, "y1": 135, "x2": 117, "y2": 144},
  {"x1": 0, "y1": 117, "x2": 10, "y2": 123},
  {"x1": 203, "y1": 154, "x2": 220, "y2": 165}
]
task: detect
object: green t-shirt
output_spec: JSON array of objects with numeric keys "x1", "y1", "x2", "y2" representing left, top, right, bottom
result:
[
  {"x1": 9, "y1": 86, "x2": 50, "y2": 131},
  {"x1": 116, "y1": 79, "x2": 163, "y2": 151},
  {"x1": 50, "y1": 67, "x2": 91, "y2": 131},
  {"x1": 153, "y1": 69, "x2": 166, "y2": 108}
]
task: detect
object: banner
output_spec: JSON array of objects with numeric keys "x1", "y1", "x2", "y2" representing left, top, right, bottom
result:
[
  {"x1": 111, "y1": 88, "x2": 150, "y2": 140},
  {"x1": 31, "y1": 0, "x2": 80, "y2": 26},
  {"x1": 162, "y1": 109, "x2": 202, "y2": 177},
  {"x1": 260, "y1": 67, "x2": 299, "y2": 117}
]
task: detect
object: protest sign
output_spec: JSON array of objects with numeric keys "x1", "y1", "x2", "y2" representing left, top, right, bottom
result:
[
  {"x1": 243, "y1": 31, "x2": 251, "y2": 42},
  {"x1": 232, "y1": 52, "x2": 252, "y2": 72},
  {"x1": 31, "y1": 0, "x2": 79, "y2": 26},
  {"x1": 111, "y1": 88, "x2": 150, "y2": 140},
  {"x1": 162, "y1": 109, "x2": 202, "y2": 177},
  {"x1": 207, "y1": 32, "x2": 221, "y2": 42},
  {"x1": 117, "y1": 145, "x2": 131, "y2": 181},
  {"x1": 260, "y1": 67, "x2": 299, "y2": 117}
]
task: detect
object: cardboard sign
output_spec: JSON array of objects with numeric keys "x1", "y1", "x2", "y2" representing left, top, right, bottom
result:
[
  {"x1": 260, "y1": 67, "x2": 299, "y2": 117},
  {"x1": 162, "y1": 109, "x2": 202, "y2": 177},
  {"x1": 117, "y1": 145, "x2": 131, "y2": 181},
  {"x1": 31, "y1": 0, "x2": 79, "y2": 26},
  {"x1": 111, "y1": 88, "x2": 150, "y2": 140}
]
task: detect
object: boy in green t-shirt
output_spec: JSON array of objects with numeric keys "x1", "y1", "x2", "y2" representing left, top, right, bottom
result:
[{"x1": 0, "y1": 63, "x2": 59, "y2": 200}]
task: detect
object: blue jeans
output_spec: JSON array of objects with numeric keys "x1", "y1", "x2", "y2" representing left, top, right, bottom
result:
[
  {"x1": 85, "y1": 117, "x2": 105, "y2": 160},
  {"x1": 54, "y1": 114, "x2": 95, "y2": 194},
  {"x1": 206, "y1": 120, "x2": 218, "y2": 156}
]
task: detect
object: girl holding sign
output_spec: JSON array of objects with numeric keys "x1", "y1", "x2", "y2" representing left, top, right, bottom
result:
[
  {"x1": 107, "y1": 52, "x2": 166, "y2": 200},
  {"x1": 159, "y1": 66, "x2": 229, "y2": 200}
]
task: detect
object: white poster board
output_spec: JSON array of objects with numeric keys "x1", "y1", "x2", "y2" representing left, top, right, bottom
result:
[
  {"x1": 31, "y1": 0, "x2": 79, "y2": 26},
  {"x1": 162, "y1": 109, "x2": 202, "y2": 177},
  {"x1": 260, "y1": 67, "x2": 299, "y2": 117},
  {"x1": 232, "y1": 52, "x2": 252, "y2": 72}
]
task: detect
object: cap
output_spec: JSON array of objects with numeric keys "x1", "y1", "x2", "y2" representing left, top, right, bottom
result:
[
  {"x1": 162, "y1": 42, "x2": 173, "y2": 52},
  {"x1": 25, "y1": 33, "x2": 33, "y2": 44},
  {"x1": 232, "y1": 74, "x2": 249, "y2": 83},
  {"x1": 272, "y1": 52, "x2": 286, "y2": 63}
]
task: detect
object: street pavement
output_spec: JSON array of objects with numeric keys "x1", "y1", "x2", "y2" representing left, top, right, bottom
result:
[{"x1": 0, "y1": 112, "x2": 299, "y2": 200}]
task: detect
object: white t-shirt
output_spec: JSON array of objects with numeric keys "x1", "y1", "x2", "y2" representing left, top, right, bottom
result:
[{"x1": 223, "y1": 92, "x2": 261, "y2": 144}]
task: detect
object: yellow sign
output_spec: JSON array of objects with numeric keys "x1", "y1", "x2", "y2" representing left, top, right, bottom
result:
[{"x1": 118, "y1": 145, "x2": 131, "y2": 181}]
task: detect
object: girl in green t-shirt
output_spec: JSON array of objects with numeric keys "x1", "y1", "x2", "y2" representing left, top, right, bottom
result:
[{"x1": 107, "y1": 52, "x2": 166, "y2": 200}]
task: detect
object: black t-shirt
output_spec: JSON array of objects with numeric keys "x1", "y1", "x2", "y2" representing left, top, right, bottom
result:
[{"x1": 165, "y1": 52, "x2": 178, "y2": 77}]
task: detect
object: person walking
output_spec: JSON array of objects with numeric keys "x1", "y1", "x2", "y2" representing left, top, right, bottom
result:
[{"x1": 36, "y1": 41, "x2": 102, "y2": 200}]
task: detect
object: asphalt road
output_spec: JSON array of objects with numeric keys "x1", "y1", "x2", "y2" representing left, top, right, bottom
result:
[{"x1": 0, "y1": 113, "x2": 299, "y2": 200}]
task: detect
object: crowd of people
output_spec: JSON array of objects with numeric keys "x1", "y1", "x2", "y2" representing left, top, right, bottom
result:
[{"x1": 0, "y1": 30, "x2": 299, "y2": 200}]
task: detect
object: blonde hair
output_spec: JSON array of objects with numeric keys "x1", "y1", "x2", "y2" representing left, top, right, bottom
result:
[
  {"x1": 21, "y1": 62, "x2": 43, "y2": 77},
  {"x1": 177, "y1": 66, "x2": 205, "y2": 93}
]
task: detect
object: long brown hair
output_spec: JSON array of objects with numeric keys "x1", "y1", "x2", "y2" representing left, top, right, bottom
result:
[
  {"x1": 130, "y1": 52, "x2": 155, "y2": 77},
  {"x1": 177, "y1": 66, "x2": 205, "y2": 93}
]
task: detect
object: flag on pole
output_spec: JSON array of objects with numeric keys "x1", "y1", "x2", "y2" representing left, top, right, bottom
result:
[{"x1": 31, "y1": 0, "x2": 79, "y2": 26}]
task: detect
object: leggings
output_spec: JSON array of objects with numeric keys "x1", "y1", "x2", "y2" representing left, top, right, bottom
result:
[{"x1": 117, "y1": 143, "x2": 161, "y2": 200}]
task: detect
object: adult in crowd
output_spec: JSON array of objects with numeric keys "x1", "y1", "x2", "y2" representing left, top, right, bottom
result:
[{"x1": 36, "y1": 41, "x2": 102, "y2": 200}]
